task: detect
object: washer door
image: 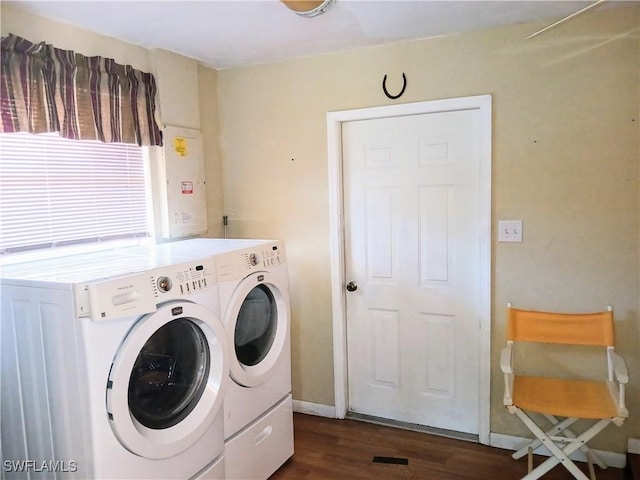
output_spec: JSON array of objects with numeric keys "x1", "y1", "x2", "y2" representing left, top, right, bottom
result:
[
  {"x1": 106, "y1": 302, "x2": 228, "y2": 459},
  {"x1": 227, "y1": 271, "x2": 289, "y2": 387}
]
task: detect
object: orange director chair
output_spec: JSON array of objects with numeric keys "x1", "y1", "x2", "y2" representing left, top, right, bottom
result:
[{"x1": 500, "y1": 304, "x2": 629, "y2": 480}]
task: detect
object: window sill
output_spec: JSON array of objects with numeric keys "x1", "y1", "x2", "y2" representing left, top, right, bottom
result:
[{"x1": 0, "y1": 237, "x2": 156, "y2": 267}]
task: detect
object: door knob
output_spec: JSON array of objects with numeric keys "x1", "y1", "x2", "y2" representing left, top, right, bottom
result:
[{"x1": 346, "y1": 281, "x2": 358, "y2": 292}]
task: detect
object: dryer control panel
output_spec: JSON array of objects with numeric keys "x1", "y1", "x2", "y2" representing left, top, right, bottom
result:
[
  {"x1": 216, "y1": 241, "x2": 285, "y2": 282},
  {"x1": 80, "y1": 258, "x2": 216, "y2": 321}
]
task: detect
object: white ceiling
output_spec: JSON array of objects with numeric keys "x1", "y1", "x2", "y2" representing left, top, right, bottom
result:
[{"x1": 4, "y1": 0, "x2": 632, "y2": 70}]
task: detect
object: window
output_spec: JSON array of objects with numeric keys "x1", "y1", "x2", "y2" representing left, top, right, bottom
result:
[{"x1": 0, "y1": 132, "x2": 152, "y2": 259}]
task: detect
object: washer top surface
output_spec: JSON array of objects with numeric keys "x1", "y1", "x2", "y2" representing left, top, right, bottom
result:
[
  {"x1": 0, "y1": 243, "x2": 214, "y2": 284},
  {"x1": 0, "y1": 238, "x2": 282, "y2": 286}
]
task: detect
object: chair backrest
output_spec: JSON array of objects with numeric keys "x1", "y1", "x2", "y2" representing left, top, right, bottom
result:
[{"x1": 506, "y1": 306, "x2": 614, "y2": 347}]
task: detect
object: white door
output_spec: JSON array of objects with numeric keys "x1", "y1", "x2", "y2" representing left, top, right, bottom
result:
[{"x1": 343, "y1": 108, "x2": 482, "y2": 435}]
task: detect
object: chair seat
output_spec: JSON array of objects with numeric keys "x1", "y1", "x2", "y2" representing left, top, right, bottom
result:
[{"x1": 512, "y1": 376, "x2": 618, "y2": 419}]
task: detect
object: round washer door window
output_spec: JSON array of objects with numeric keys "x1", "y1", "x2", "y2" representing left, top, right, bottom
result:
[
  {"x1": 128, "y1": 318, "x2": 210, "y2": 430},
  {"x1": 107, "y1": 302, "x2": 229, "y2": 459},
  {"x1": 226, "y1": 272, "x2": 289, "y2": 387}
]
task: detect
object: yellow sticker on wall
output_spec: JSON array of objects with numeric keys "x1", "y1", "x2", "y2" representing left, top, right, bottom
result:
[{"x1": 173, "y1": 137, "x2": 187, "y2": 157}]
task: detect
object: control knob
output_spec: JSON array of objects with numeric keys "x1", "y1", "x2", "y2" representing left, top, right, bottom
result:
[{"x1": 157, "y1": 276, "x2": 172, "y2": 292}]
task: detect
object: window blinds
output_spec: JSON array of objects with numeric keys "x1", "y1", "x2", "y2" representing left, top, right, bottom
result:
[{"x1": 0, "y1": 133, "x2": 149, "y2": 254}]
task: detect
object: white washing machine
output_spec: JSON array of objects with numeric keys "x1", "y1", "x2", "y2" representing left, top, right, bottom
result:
[
  {"x1": 151, "y1": 238, "x2": 294, "y2": 480},
  {"x1": 0, "y1": 249, "x2": 229, "y2": 479}
]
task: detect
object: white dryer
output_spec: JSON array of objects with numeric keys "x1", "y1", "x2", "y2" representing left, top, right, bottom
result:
[
  {"x1": 151, "y1": 238, "x2": 294, "y2": 480},
  {"x1": 214, "y1": 240, "x2": 293, "y2": 480},
  {"x1": 0, "y1": 249, "x2": 229, "y2": 479}
]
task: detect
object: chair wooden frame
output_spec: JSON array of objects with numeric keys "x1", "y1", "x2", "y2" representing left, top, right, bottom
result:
[{"x1": 500, "y1": 304, "x2": 629, "y2": 480}]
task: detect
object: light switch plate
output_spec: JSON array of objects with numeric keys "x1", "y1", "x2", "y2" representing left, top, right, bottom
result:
[{"x1": 498, "y1": 220, "x2": 523, "y2": 242}]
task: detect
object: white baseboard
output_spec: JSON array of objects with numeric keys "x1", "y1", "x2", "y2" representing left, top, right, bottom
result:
[
  {"x1": 629, "y1": 438, "x2": 640, "y2": 455},
  {"x1": 489, "y1": 432, "x2": 626, "y2": 469},
  {"x1": 292, "y1": 400, "x2": 336, "y2": 418}
]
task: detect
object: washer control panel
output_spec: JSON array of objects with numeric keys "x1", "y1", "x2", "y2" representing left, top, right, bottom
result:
[
  {"x1": 82, "y1": 258, "x2": 216, "y2": 321},
  {"x1": 151, "y1": 259, "x2": 215, "y2": 298}
]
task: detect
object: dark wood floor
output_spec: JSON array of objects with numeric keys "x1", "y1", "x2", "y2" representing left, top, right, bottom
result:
[{"x1": 270, "y1": 413, "x2": 625, "y2": 480}]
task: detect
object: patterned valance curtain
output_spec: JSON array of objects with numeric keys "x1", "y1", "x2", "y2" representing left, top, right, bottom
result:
[{"x1": 0, "y1": 34, "x2": 162, "y2": 146}]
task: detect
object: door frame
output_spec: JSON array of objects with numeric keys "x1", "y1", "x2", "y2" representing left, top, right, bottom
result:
[{"x1": 326, "y1": 95, "x2": 492, "y2": 444}]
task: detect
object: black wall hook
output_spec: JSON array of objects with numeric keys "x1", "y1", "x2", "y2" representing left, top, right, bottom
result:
[{"x1": 382, "y1": 73, "x2": 407, "y2": 99}]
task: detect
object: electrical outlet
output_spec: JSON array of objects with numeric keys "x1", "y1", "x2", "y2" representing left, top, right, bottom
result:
[{"x1": 498, "y1": 220, "x2": 523, "y2": 243}]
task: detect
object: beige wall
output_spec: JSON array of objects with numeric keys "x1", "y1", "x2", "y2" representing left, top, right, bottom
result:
[
  {"x1": 2, "y1": 2, "x2": 639, "y2": 454},
  {"x1": 198, "y1": 65, "x2": 225, "y2": 238},
  {"x1": 216, "y1": 7, "x2": 639, "y2": 452}
]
